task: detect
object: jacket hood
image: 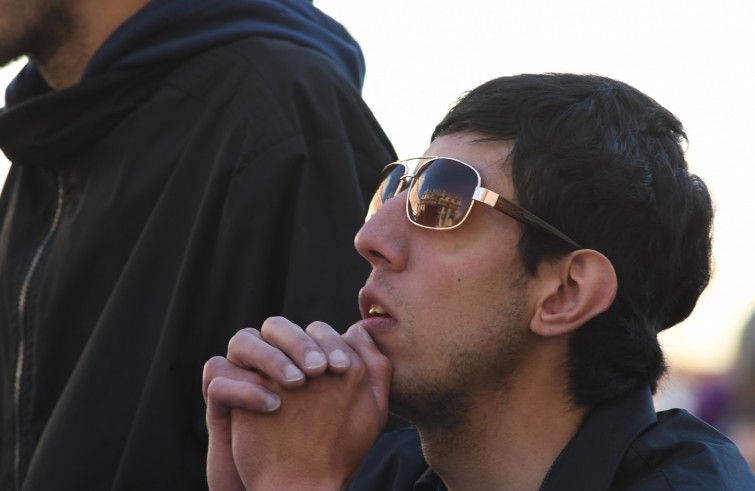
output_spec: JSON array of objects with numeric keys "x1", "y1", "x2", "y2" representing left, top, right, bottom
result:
[{"x1": 5, "y1": 0, "x2": 365, "y2": 106}]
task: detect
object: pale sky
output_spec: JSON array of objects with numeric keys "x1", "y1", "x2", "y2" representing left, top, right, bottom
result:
[{"x1": 1, "y1": 0, "x2": 754, "y2": 375}]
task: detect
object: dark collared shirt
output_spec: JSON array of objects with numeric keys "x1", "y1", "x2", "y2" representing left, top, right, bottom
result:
[{"x1": 348, "y1": 387, "x2": 755, "y2": 490}]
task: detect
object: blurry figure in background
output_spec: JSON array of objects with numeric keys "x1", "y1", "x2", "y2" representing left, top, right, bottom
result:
[
  {"x1": 0, "y1": 0, "x2": 394, "y2": 490},
  {"x1": 696, "y1": 311, "x2": 755, "y2": 468}
]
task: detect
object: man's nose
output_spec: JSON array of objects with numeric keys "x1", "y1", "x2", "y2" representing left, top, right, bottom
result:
[{"x1": 354, "y1": 190, "x2": 409, "y2": 272}]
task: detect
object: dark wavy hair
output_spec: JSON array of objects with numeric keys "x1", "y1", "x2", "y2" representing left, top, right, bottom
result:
[{"x1": 433, "y1": 73, "x2": 714, "y2": 406}]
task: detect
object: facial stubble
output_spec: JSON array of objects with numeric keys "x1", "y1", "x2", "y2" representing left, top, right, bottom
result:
[
  {"x1": 388, "y1": 271, "x2": 530, "y2": 433},
  {"x1": 0, "y1": 0, "x2": 75, "y2": 69}
]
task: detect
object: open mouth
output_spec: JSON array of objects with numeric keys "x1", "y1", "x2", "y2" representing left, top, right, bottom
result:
[{"x1": 368, "y1": 304, "x2": 389, "y2": 317}]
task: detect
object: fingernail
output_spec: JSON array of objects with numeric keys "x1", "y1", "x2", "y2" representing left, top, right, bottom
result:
[
  {"x1": 284, "y1": 364, "x2": 304, "y2": 382},
  {"x1": 264, "y1": 393, "x2": 281, "y2": 412},
  {"x1": 328, "y1": 349, "x2": 349, "y2": 368},
  {"x1": 304, "y1": 350, "x2": 326, "y2": 369}
]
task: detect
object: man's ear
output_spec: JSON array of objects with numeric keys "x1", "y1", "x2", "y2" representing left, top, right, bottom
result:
[{"x1": 530, "y1": 250, "x2": 617, "y2": 337}]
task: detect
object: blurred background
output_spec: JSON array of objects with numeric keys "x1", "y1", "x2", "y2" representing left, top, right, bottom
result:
[{"x1": 1, "y1": 0, "x2": 754, "y2": 426}]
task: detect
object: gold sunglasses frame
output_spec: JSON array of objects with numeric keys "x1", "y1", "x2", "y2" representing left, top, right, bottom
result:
[{"x1": 373, "y1": 156, "x2": 582, "y2": 250}]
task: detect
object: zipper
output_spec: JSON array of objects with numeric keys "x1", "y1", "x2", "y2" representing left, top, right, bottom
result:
[{"x1": 12, "y1": 173, "x2": 64, "y2": 491}]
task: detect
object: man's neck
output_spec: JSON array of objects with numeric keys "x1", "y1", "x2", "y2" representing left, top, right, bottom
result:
[
  {"x1": 39, "y1": 0, "x2": 150, "y2": 90},
  {"x1": 416, "y1": 356, "x2": 589, "y2": 490}
]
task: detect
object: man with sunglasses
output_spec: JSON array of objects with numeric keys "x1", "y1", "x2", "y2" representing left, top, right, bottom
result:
[{"x1": 202, "y1": 73, "x2": 755, "y2": 490}]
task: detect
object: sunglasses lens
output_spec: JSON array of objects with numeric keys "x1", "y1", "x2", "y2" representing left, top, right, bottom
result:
[
  {"x1": 367, "y1": 163, "x2": 406, "y2": 220},
  {"x1": 408, "y1": 158, "x2": 478, "y2": 229}
]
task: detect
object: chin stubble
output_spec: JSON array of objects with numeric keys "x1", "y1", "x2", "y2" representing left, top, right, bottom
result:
[
  {"x1": 389, "y1": 271, "x2": 530, "y2": 433},
  {"x1": 0, "y1": 1, "x2": 75, "y2": 69}
]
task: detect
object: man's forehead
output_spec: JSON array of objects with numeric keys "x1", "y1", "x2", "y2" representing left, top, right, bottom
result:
[{"x1": 425, "y1": 132, "x2": 515, "y2": 193}]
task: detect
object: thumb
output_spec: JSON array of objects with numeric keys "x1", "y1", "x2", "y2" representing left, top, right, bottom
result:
[
  {"x1": 343, "y1": 324, "x2": 392, "y2": 416},
  {"x1": 205, "y1": 383, "x2": 245, "y2": 491}
]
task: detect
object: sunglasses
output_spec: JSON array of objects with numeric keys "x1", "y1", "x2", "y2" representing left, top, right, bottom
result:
[{"x1": 366, "y1": 157, "x2": 582, "y2": 249}]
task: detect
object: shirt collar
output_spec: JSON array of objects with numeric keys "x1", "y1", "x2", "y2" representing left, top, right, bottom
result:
[
  {"x1": 415, "y1": 466, "x2": 446, "y2": 491},
  {"x1": 412, "y1": 386, "x2": 657, "y2": 491},
  {"x1": 540, "y1": 386, "x2": 658, "y2": 490}
]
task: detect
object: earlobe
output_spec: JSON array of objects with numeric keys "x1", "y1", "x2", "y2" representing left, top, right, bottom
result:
[{"x1": 530, "y1": 250, "x2": 617, "y2": 337}]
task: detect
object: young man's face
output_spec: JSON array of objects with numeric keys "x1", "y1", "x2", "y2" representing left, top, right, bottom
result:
[{"x1": 355, "y1": 132, "x2": 540, "y2": 428}]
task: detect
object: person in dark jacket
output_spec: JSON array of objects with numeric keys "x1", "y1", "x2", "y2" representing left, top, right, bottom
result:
[
  {"x1": 202, "y1": 73, "x2": 755, "y2": 490},
  {"x1": 0, "y1": 0, "x2": 395, "y2": 490}
]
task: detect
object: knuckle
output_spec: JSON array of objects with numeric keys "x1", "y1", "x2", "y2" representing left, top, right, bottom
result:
[
  {"x1": 203, "y1": 355, "x2": 228, "y2": 376},
  {"x1": 205, "y1": 376, "x2": 222, "y2": 397},
  {"x1": 226, "y1": 331, "x2": 246, "y2": 354},
  {"x1": 260, "y1": 316, "x2": 288, "y2": 333},
  {"x1": 305, "y1": 320, "x2": 336, "y2": 338},
  {"x1": 239, "y1": 327, "x2": 261, "y2": 337}
]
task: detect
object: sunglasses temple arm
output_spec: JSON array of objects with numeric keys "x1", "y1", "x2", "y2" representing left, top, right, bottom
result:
[
  {"x1": 498, "y1": 198, "x2": 582, "y2": 249},
  {"x1": 474, "y1": 189, "x2": 582, "y2": 250}
]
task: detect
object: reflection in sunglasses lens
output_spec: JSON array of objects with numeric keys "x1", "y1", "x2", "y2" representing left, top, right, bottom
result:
[
  {"x1": 408, "y1": 159, "x2": 477, "y2": 229},
  {"x1": 381, "y1": 165, "x2": 406, "y2": 203},
  {"x1": 367, "y1": 164, "x2": 406, "y2": 220}
]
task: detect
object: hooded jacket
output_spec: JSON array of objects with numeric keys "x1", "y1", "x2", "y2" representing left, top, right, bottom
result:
[{"x1": 0, "y1": 1, "x2": 395, "y2": 489}]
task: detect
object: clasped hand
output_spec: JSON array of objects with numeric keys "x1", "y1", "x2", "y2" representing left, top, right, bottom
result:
[{"x1": 202, "y1": 317, "x2": 392, "y2": 491}]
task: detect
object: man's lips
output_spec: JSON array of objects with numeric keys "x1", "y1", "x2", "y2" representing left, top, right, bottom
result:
[{"x1": 358, "y1": 287, "x2": 394, "y2": 320}]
